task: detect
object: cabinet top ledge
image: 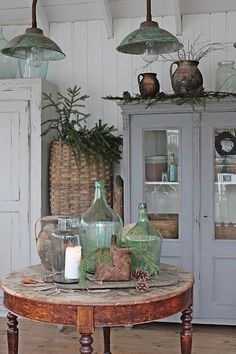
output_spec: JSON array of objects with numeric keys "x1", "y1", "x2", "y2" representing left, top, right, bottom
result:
[{"x1": 117, "y1": 97, "x2": 236, "y2": 114}]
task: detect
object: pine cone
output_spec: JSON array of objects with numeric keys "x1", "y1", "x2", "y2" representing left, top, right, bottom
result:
[
  {"x1": 122, "y1": 91, "x2": 131, "y2": 100},
  {"x1": 131, "y1": 268, "x2": 150, "y2": 281},
  {"x1": 136, "y1": 279, "x2": 149, "y2": 293}
]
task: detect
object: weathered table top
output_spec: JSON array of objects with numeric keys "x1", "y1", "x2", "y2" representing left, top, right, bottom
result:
[{"x1": 1, "y1": 263, "x2": 194, "y2": 327}]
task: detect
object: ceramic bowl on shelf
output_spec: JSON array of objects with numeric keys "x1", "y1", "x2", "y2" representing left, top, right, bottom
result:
[{"x1": 145, "y1": 155, "x2": 167, "y2": 181}]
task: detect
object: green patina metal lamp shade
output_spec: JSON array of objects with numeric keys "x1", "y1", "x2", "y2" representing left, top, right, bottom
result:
[
  {"x1": 117, "y1": 21, "x2": 183, "y2": 55},
  {"x1": 1, "y1": 28, "x2": 65, "y2": 61}
]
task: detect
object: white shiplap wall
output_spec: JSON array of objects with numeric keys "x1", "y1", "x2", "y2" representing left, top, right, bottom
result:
[{"x1": 2, "y1": 11, "x2": 236, "y2": 131}]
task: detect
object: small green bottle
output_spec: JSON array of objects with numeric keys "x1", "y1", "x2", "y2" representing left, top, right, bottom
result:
[
  {"x1": 168, "y1": 152, "x2": 178, "y2": 182},
  {"x1": 125, "y1": 203, "x2": 163, "y2": 276},
  {"x1": 81, "y1": 181, "x2": 123, "y2": 255}
]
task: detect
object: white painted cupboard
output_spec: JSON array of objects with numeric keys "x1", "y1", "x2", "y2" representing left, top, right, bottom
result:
[
  {"x1": 0, "y1": 79, "x2": 57, "y2": 315},
  {"x1": 119, "y1": 99, "x2": 236, "y2": 325}
]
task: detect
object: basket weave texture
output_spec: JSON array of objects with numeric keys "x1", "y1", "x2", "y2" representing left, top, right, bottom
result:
[
  {"x1": 95, "y1": 235, "x2": 131, "y2": 281},
  {"x1": 148, "y1": 213, "x2": 178, "y2": 239},
  {"x1": 49, "y1": 140, "x2": 112, "y2": 216},
  {"x1": 215, "y1": 223, "x2": 236, "y2": 239}
]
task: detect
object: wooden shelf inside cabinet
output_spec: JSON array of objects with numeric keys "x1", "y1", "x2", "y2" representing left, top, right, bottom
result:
[
  {"x1": 145, "y1": 181, "x2": 179, "y2": 185},
  {"x1": 214, "y1": 182, "x2": 236, "y2": 185}
]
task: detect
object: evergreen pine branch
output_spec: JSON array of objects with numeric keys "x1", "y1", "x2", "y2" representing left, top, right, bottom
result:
[
  {"x1": 79, "y1": 246, "x2": 160, "y2": 289},
  {"x1": 103, "y1": 91, "x2": 236, "y2": 110},
  {"x1": 79, "y1": 248, "x2": 112, "y2": 288},
  {"x1": 42, "y1": 86, "x2": 122, "y2": 165},
  {"x1": 79, "y1": 259, "x2": 88, "y2": 288},
  {"x1": 129, "y1": 247, "x2": 160, "y2": 276}
]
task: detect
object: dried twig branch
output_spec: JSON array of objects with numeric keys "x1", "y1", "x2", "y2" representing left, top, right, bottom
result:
[{"x1": 161, "y1": 31, "x2": 229, "y2": 63}]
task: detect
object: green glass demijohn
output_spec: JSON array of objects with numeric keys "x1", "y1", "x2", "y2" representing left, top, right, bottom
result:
[
  {"x1": 125, "y1": 203, "x2": 163, "y2": 275},
  {"x1": 80, "y1": 181, "x2": 123, "y2": 256}
]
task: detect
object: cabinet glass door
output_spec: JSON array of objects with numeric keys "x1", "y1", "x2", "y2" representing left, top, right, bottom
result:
[
  {"x1": 129, "y1": 112, "x2": 193, "y2": 273},
  {"x1": 200, "y1": 114, "x2": 236, "y2": 319},
  {"x1": 215, "y1": 129, "x2": 236, "y2": 240},
  {"x1": 144, "y1": 130, "x2": 180, "y2": 239}
]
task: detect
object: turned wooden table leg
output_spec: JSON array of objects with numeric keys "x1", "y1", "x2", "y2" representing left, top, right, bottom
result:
[
  {"x1": 7, "y1": 312, "x2": 18, "y2": 354},
  {"x1": 77, "y1": 306, "x2": 94, "y2": 354},
  {"x1": 103, "y1": 326, "x2": 112, "y2": 354},
  {"x1": 180, "y1": 307, "x2": 192, "y2": 354},
  {"x1": 79, "y1": 333, "x2": 93, "y2": 354}
]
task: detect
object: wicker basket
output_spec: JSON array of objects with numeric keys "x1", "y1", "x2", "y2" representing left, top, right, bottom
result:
[
  {"x1": 215, "y1": 222, "x2": 236, "y2": 239},
  {"x1": 49, "y1": 140, "x2": 113, "y2": 216},
  {"x1": 148, "y1": 213, "x2": 178, "y2": 239},
  {"x1": 95, "y1": 235, "x2": 131, "y2": 281}
]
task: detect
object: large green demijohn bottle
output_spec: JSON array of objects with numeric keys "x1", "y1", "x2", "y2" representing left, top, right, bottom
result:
[
  {"x1": 125, "y1": 203, "x2": 163, "y2": 275},
  {"x1": 81, "y1": 181, "x2": 123, "y2": 256}
]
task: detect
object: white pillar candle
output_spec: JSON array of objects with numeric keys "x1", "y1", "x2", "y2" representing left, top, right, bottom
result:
[{"x1": 64, "y1": 246, "x2": 81, "y2": 279}]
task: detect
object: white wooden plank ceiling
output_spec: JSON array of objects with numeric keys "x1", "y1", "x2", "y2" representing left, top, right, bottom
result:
[{"x1": 0, "y1": 0, "x2": 236, "y2": 35}]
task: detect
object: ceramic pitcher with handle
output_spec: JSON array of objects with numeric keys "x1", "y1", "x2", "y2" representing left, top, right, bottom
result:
[
  {"x1": 34, "y1": 216, "x2": 59, "y2": 271},
  {"x1": 170, "y1": 60, "x2": 203, "y2": 94},
  {"x1": 138, "y1": 73, "x2": 160, "y2": 98}
]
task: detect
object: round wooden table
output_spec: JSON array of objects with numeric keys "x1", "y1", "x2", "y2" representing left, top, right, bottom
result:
[{"x1": 1, "y1": 264, "x2": 193, "y2": 354}]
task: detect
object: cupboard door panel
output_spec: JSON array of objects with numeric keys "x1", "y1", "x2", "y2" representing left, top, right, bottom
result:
[
  {"x1": 0, "y1": 100, "x2": 30, "y2": 290},
  {"x1": 0, "y1": 80, "x2": 57, "y2": 316},
  {"x1": 129, "y1": 113, "x2": 194, "y2": 273},
  {"x1": 213, "y1": 257, "x2": 236, "y2": 305},
  {"x1": 0, "y1": 212, "x2": 20, "y2": 278},
  {"x1": 0, "y1": 101, "x2": 30, "y2": 314},
  {"x1": 200, "y1": 112, "x2": 236, "y2": 319},
  {"x1": 0, "y1": 112, "x2": 20, "y2": 200}
]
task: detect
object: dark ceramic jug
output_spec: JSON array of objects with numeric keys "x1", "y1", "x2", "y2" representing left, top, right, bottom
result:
[
  {"x1": 138, "y1": 73, "x2": 160, "y2": 98},
  {"x1": 170, "y1": 60, "x2": 203, "y2": 94}
]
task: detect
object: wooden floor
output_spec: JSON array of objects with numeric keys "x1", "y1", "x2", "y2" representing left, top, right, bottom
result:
[{"x1": 0, "y1": 317, "x2": 236, "y2": 354}]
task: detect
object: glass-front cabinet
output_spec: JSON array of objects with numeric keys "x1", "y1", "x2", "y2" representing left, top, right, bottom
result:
[{"x1": 120, "y1": 102, "x2": 236, "y2": 325}]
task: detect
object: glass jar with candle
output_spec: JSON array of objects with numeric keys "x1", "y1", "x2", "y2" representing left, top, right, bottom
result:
[
  {"x1": 125, "y1": 203, "x2": 163, "y2": 275},
  {"x1": 35, "y1": 215, "x2": 83, "y2": 272},
  {"x1": 51, "y1": 227, "x2": 83, "y2": 284}
]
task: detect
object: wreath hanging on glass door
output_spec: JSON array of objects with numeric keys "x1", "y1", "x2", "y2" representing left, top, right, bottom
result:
[{"x1": 215, "y1": 131, "x2": 236, "y2": 156}]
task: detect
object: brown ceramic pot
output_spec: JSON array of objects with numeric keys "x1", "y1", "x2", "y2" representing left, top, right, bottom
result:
[
  {"x1": 170, "y1": 60, "x2": 203, "y2": 94},
  {"x1": 138, "y1": 72, "x2": 160, "y2": 98},
  {"x1": 34, "y1": 216, "x2": 59, "y2": 271}
]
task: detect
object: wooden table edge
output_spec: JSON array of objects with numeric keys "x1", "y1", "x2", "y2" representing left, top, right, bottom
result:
[{"x1": 2, "y1": 285, "x2": 193, "y2": 326}]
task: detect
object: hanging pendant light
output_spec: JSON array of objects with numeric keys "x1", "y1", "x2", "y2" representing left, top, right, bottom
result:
[
  {"x1": 1, "y1": 0, "x2": 65, "y2": 62},
  {"x1": 116, "y1": 0, "x2": 182, "y2": 61}
]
